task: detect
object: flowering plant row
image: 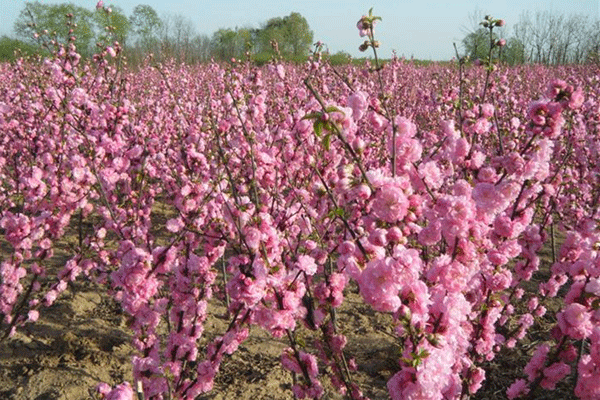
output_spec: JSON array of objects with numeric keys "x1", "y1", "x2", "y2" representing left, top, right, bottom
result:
[{"x1": 1, "y1": 12, "x2": 599, "y2": 400}]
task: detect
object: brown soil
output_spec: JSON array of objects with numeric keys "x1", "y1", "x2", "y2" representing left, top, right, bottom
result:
[
  {"x1": 0, "y1": 280, "x2": 396, "y2": 400},
  {"x1": 0, "y1": 251, "x2": 568, "y2": 400}
]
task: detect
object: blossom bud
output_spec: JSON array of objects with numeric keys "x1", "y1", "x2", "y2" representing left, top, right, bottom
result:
[{"x1": 497, "y1": 38, "x2": 506, "y2": 47}]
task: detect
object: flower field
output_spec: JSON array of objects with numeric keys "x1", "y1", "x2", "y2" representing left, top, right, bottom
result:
[{"x1": 1, "y1": 24, "x2": 600, "y2": 400}]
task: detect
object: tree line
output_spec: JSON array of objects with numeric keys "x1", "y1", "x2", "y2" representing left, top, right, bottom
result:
[
  {"x1": 3, "y1": 2, "x2": 599, "y2": 66},
  {"x1": 1, "y1": 1, "x2": 314, "y2": 64},
  {"x1": 462, "y1": 10, "x2": 600, "y2": 65}
]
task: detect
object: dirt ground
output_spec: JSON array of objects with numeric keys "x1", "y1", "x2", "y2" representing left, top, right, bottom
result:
[
  {"x1": 0, "y1": 278, "x2": 398, "y2": 400},
  {"x1": 0, "y1": 255, "x2": 567, "y2": 400}
]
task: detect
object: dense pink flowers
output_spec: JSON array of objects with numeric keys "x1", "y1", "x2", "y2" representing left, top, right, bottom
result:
[{"x1": 2, "y1": 24, "x2": 599, "y2": 400}]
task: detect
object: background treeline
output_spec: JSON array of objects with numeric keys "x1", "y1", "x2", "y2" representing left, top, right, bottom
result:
[
  {"x1": 1, "y1": 1, "x2": 317, "y2": 65},
  {"x1": 462, "y1": 10, "x2": 600, "y2": 65},
  {"x1": 2, "y1": 1, "x2": 600, "y2": 65}
]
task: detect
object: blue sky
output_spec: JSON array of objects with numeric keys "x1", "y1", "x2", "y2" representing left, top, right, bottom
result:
[{"x1": 1, "y1": 0, "x2": 598, "y2": 60}]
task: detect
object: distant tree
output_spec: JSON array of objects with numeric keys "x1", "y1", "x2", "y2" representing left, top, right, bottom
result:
[
  {"x1": 153, "y1": 13, "x2": 203, "y2": 63},
  {"x1": 130, "y1": 5, "x2": 162, "y2": 39},
  {"x1": 512, "y1": 10, "x2": 600, "y2": 64},
  {"x1": 93, "y1": 5, "x2": 131, "y2": 47},
  {"x1": 188, "y1": 34, "x2": 212, "y2": 63},
  {"x1": 462, "y1": 28, "x2": 498, "y2": 62},
  {"x1": 0, "y1": 36, "x2": 38, "y2": 61},
  {"x1": 130, "y1": 5, "x2": 162, "y2": 50},
  {"x1": 502, "y1": 37, "x2": 526, "y2": 65},
  {"x1": 209, "y1": 27, "x2": 256, "y2": 61},
  {"x1": 211, "y1": 28, "x2": 239, "y2": 60},
  {"x1": 326, "y1": 50, "x2": 352, "y2": 65},
  {"x1": 14, "y1": 1, "x2": 95, "y2": 57},
  {"x1": 284, "y1": 12, "x2": 314, "y2": 57},
  {"x1": 257, "y1": 12, "x2": 313, "y2": 58}
]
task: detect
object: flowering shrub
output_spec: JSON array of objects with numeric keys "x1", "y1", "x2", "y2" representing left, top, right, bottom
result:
[{"x1": 1, "y1": 9, "x2": 600, "y2": 400}]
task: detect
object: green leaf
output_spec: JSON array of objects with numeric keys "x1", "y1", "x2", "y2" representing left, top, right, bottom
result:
[
  {"x1": 323, "y1": 133, "x2": 331, "y2": 150},
  {"x1": 302, "y1": 112, "x2": 322, "y2": 120},
  {"x1": 313, "y1": 120, "x2": 323, "y2": 137},
  {"x1": 325, "y1": 105, "x2": 344, "y2": 115},
  {"x1": 324, "y1": 121, "x2": 337, "y2": 133}
]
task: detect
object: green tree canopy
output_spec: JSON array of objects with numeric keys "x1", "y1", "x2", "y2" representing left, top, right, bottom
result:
[
  {"x1": 462, "y1": 27, "x2": 499, "y2": 62},
  {"x1": 502, "y1": 37, "x2": 526, "y2": 65},
  {"x1": 14, "y1": 1, "x2": 95, "y2": 57},
  {"x1": 130, "y1": 4, "x2": 162, "y2": 49},
  {"x1": 93, "y1": 4, "x2": 131, "y2": 47},
  {"x1": 258, "y1": 12, "x2": 313, "y2": 58},
  {"x1": 0, "y1": 36, "x2": 38, "y2": 61},
  {"x1": 211, "y1": 28, "x2": 239, "y2": 60}
]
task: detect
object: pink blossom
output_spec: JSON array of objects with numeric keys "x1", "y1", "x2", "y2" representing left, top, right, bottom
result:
[
  {"x1": 166, "y1": 218, "x2": 184, "y2": 233},
  {"x1": 473, "y1": 117, "x2": 492, "y2": 135},
  {"x1": 585, "y1": 278, "x2": 600, "y2": 296},
  {"x1": 528, "y1": 101, "x2": 548, "y2": 126},
  {"x1": 469, "y1": 367, "x2": 485, "y2": 394},
  {"x1": 276, "y1": 64, "x2": 285, "y2": 79},
  {"x1": 358, "y1": 257, "x2": 402, "y2": 312},
  {"x1": 104, "y1": 382, "x2": 133, "y2": 400},
  {"x1": 348, "y1": 91, "x2": 369, "y2": 120},
  {"x1": 481, "y1": 103, "x2": 494, "y2": 118},
  {"x1": 97, "y1": 383, "x2": 111, "y2": 396},
  {"x1": 368, "y1": 111, "x2": 387, "y2": 131},
  {"x1": 472, "y1": 182, "x2": 497, "y2": 210},
  {"x1": 281, "y1": 348, "x2": 303, "y2": 375},
  {"x1": 395, "y1": 116, "x2": 417, "y2": 138},
  {"x1": 575, "y1": 354, "x2": 600, "y2": 400},
  {"x1": 418, "y1": 219, "x2": 441, "y2": 246},
  {"x1": 296, "y1": 254, "x2": 317, "y2": 276},
  {"x1": 558, "y1": 303, "x2": 593, "y2": 339},
  {"x1": 418, "y1": 160, "x2": 443, "y2": 190},
  {"x1": 524, "y1": 344, "x2": 550, "y2": 381},
  {"x1": 540, "y1": 362, "x2": 570, "y2": 390},
  {"x1": 506, "y1": 379, "x2": 529, "y2": 399},
  {"x1": 244, "y1": 226, "x2": 261, "y2": 251},
  {"x1": 372, "y1": 182, "x2": 409, "y2": 223},
  {"x1": 357, "y1": 16, "x2": 369, "y2": 37},
  {"x1": 27, "y1": 310, "x2": 39, "y2": 322},
  {"x1": 569, "y1": 87, "x2": 584, "y2": 109}
]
